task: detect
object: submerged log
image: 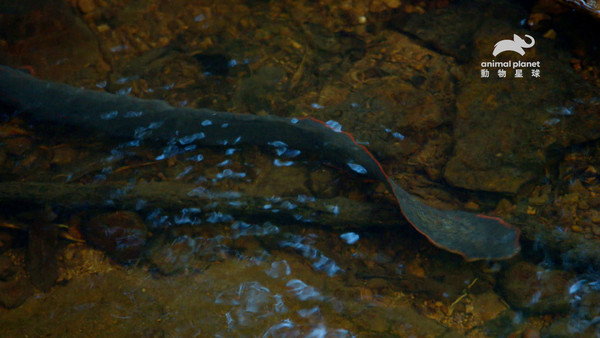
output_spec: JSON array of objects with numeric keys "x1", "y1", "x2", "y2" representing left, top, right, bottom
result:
[
  {"x1": 26, "y1": 207, "x2": 58, "y2": 291},
  {"x1": 0, "y1": 181, "x2": 400, "y2": 229}
]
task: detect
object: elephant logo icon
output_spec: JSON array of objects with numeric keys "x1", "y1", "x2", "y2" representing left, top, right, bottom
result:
[{"x1": 492, "y1": 34, "x2": 535, "y2": 57}]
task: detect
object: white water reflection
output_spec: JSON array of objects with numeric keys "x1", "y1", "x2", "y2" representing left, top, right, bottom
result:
[
  {"x1": 347, "y1": 161, "x2": 367, "y2": 175},
  {"x1": 280, "y1": 234, "x2": 342, "y2": 276},
  {"x1": 231, "y1": 221, "x2": 279, "y2": 239},
  {"x1": 340, "y1": 232, "x2": 359, "y2": 245},
  {"x1": 215, "y1": 281, "x2": 288, "y2": 327},
  {"x1": 265, "y1": 260, "x2": 291, "y2": 279},
  {"x1": 286, "y1": 279, "x2": 322, "y2": 301},
  {"x1": 325, "y1": 120, "x2": 342, "y2": 132}
]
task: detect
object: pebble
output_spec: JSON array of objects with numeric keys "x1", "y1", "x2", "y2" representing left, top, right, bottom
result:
[
  {"x1": 96, "y1": 24, "x2": 110, "y2": 33},
  {"x1": 406, "y1": 259, "x2": 426, "y2": 278},
  {"x1": 464, "y1": 201, "x2": 479, "y2": 210},
  {"x1": 384, "y1": 0, "x2": 402, "y2": 8},
  {"x1": 78, "y1": 0, "x2": 96, "y2": 13}
]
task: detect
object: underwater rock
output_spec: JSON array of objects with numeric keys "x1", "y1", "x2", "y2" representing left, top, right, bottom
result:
[
  {"x1": 3, "y1": 136, "x2": 32, "y2": 156},
  {"x1": 147, "y1": 235, "x2": 197, "y2": 275},
  {"x1": 0, "y1": 279, "x2": 33, "y2": 309},
  {"x1": 402, "y1": 0, "x2": 600, "y2": 194},
  {"x1": 316, "y1": 29, "x2": 457, "y2": 171},
  {"x1": 467, "y1": 291, "x2": 509, "y2": 324},
  {"x1": 147, "y1": 233, "x2": 230, "y2": 275},
  {"x1": 75, "y1": 0, "x2": 97, "y2": 14},
  {"x1": 470, "y1": 310, "x2": 525, "y2": 337},
  {"x1": 540, "y1": 316, "x2": 600, "y2": 337},
  {"x1": 454, "y1": 16, "x2": 600, "y2": 193},
  {"x1": 0, "y1": 255, "x2": 16, "y2": 280},
  {"x1": 233, "y1": 65, "x2": 287, "y2": 113},
  {"x1": 85, "y1": 211, "x2": 147, "y2": 264},
  {"x1": 0, "y1": 0, "x2": 106, "y2": 83},
  {"x1": 402, "y1": 0, "x2": 529, "y2": 62},
  {"x1": 498, "y1": 262, "x2": 574, "y2": 314},
  {"x1": 351, "y1": 302, "x2": 453, "y2": 336}
]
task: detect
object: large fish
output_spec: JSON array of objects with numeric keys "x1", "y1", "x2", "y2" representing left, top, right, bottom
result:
[{"x1": 0, "y1": 65, "x2": 520, "y2": 261}]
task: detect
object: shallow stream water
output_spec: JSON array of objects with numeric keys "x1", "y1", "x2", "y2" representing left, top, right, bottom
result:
[{"x1": 1, "y1": 0, "x2": 600, "y2": 336}]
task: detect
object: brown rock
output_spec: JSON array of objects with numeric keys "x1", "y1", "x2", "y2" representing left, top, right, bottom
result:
[
  {"x1": 0, "y1": 279, "x2": 33, "y2": 309},
  {"x1": 3, "y1": 137, "x2": 32, "y2": 155},
  {"x1": 444, "y1": 160, "x2": 534, "y2": 194},
  {"x1": 0, "y1": 0, "x2": 107, "y2": 83},
  {"x1": 77, "y1": 0, "x2": 96, "y2": 13},
  {"x1": 403, "y1": 0, "x2": 600, "y2": 194},
  {"x1": 85, "y1": 211, "x2": 147, "y2": 264},
  {"x1": 499, "y1": 262, "x2": 574, "y2": 314},
  {"x1": 469, "y1": 291, "x2": 508, "y2": 323},
  {"x1": 146, "y1": 235, "x2": 197, "y2": 275}
]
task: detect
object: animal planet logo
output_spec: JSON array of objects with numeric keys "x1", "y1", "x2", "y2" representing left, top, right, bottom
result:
[
  {"x1": 493, "y1": 34, "x2": 535, "y2": 56},
  {"x1": 480, "y1": 34, "x2": 541, "y2": 78}
]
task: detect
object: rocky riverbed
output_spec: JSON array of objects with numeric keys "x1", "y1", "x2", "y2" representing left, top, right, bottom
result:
[{"x1": 1, "y1": 0, "x2": 600, "y2": 336}]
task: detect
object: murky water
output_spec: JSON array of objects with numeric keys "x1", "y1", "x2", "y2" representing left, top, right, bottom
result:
[{"x1": 1, "y1": 0, "x2": 600, "y2": 336}]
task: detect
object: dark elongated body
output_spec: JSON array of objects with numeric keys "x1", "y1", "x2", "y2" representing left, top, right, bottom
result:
[{"x1": 0, "y1": 65, "x2": 520, "y2": 260}]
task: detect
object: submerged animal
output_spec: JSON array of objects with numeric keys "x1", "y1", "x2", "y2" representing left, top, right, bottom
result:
[
  {"x1": 0, "y1": 65, "x2": 520, "y2": 261},
  {"x1": 492, "y1": 34, "x2": 535, "y2": 57}
]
